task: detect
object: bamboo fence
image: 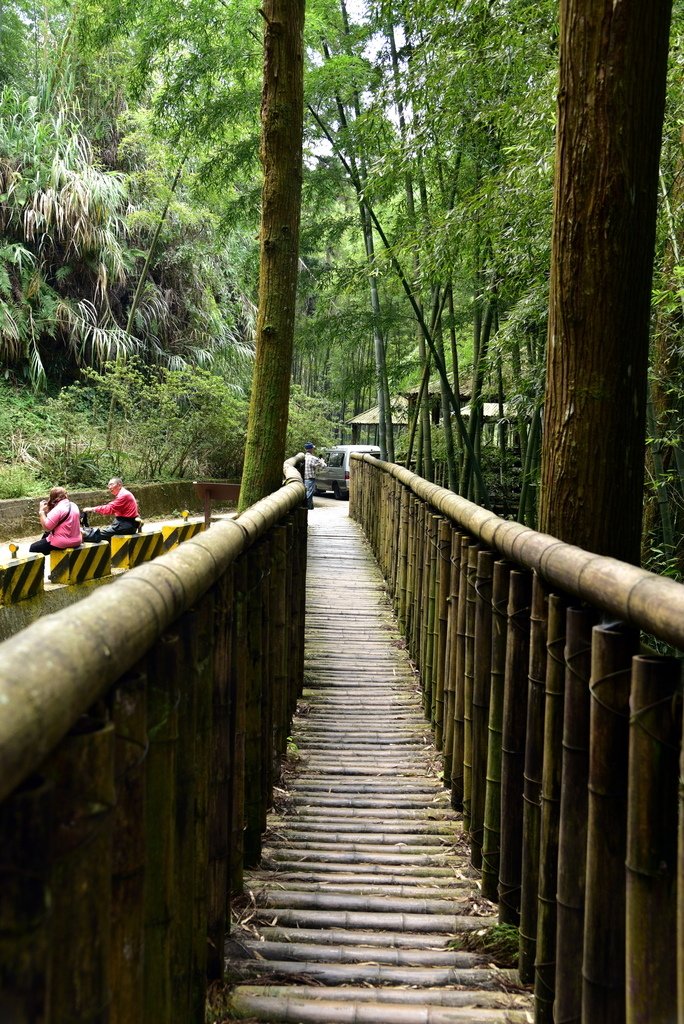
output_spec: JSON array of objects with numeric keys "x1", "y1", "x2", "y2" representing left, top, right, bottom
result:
[
  {"x1": 350, "y1": 453, "x2": 684, "y2": 1024},
  {"x1": 0, "y1": 459, "x2": 307, "y2": 1024}
]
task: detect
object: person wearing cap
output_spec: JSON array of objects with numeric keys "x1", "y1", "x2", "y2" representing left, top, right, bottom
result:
[
  {"x1": 81, "y1": 477, "x2": 142, "y2": 543},
  {"x1": 303, "y1": 442, "x2": 326, "y2": 510}
]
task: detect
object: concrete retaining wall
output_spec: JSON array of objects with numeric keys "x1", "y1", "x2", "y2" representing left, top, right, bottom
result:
[
  {"x1": 0, "y1": 481, "x2": 207, "y2": 541},
  {"x1": 0, "y1": 576, "x2": 114, "y2": 642}
]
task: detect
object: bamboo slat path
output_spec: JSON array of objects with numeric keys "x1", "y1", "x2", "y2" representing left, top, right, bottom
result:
[{"x1": 225, "y1": 503, "x2": 533, "y2": 1023}]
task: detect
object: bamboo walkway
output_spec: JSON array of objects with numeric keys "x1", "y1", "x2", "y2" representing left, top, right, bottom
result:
[{"x1": 225, "y1": 504, "x2": 533, "y2": 1023}]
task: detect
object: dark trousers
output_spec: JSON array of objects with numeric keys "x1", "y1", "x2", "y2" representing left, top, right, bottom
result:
[
  {"x1": 29, "y1": 537, "x2": 81, "y2": 555},
  {"x1": 83, "y1": 517, "x2": 139, "y2": 544}
]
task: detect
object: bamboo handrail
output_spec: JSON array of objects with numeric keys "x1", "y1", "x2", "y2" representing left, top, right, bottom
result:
[
  {"x1": 353, "y1": 454, "x2": 684, "y2": 649},
  {"x1": 0, "y1": 461, "x2": 305, "y2": 803},
  {"x1": 350, "y1": 454, "x2": 682, "y2": 1021}
]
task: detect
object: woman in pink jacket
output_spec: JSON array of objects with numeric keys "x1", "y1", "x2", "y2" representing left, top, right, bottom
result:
[{"x1": 29, "y1": 486, "x2": 82, "y2": 555}]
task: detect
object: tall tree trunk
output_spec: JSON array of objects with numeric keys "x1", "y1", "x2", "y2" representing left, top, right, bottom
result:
[
  {"x1": 239, "y1": 0, "x2": 305, "y2": 509},
  {"x1": 539, "y1": 0, "x2": 672, "y2": 562},
  {"x1": 447, "y1": 282, "x2": 465, "y2": 480},
  {"x1": 333, "y1": 2, "x2": 394, "y2": 462},
  {"x1": 388, "y1": 21, "x2": 431, "y2": 479},
  {"x1": 359, "y1": 199, "x2": 392, "y2": 462},
  {"x1": 461, "y1": 293, "x2": 495, "y2": 501}
]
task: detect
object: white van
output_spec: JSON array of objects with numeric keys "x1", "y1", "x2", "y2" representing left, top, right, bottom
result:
[{"x1": 315, "y1": 444, "x2": 382, "y2": 499}]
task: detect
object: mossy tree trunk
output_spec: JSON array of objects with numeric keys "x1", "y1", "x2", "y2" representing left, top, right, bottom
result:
[
  {"x1": 539, "y1": 0, "x2": 672, "y2": 562},
  {"x1": 239, "y1": 0, "x2": 305, "y2": 511}
]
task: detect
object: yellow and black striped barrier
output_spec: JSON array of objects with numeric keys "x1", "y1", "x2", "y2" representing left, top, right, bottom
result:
[
  {"x1": 49, "y1": 543, "x2": 112, "y2": 585},
  {"x1": 110, "y1": 532, "x2": 163, "y2": 570},
  {"x1": 160, "y1": 520, "x2": 204, "y2": 552},
  {"x1": 0, "y1": 554, "x2": 45, "y2": 604}
]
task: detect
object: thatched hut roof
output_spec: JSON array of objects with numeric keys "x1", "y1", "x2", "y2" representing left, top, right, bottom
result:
[{"x1": 347, "y1": 397, "x2": 409, "y2": 426}]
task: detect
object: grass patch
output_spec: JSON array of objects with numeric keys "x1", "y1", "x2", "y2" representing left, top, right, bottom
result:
[{"x1": 453, "y1": 922, "x2": 520, "y2": 967}]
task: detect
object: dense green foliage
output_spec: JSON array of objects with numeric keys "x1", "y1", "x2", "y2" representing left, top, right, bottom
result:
[{"x1": 0, "y1": 0, "x2": 682, "y2": 573}]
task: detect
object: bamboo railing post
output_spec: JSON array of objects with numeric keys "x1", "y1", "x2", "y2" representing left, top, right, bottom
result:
[
  {"x1": 45, "y1": 716, "x2": 115, "y2": 1024},
  {"x1": 144, "y1": 633, "x2": 180, "y2": 1023},
  {"x1": 294, "y1": 505, "x2": 308, "y2": 707},
  {"x1": 434, "y1": 518, "x2": 452, "y2": 750},
  {"x1": 419, "y1": 506, "x2": 433, "y2": 682},
  {"x1": 675, "y1": 729, "x2": 679, "y2": 1024},
  {"x1": 284, "y1": 517, "x2": 298, "y2": 725},
  {"x1": 554, "y1": 606, "x2": 594, "y2": 1022},
  {"x1": 481, "y1": 559, "x2": 512, "y2": 902},
  {"x1": 388, "y1": 477, "x2": 401, "y2": 592},
  {"x1": 230, "y1": 556, "x2": 248, "y2": 893},
  {"x1": 243, "y1": 543, "x2": 265, "y2": 867},
  {"x1": 428, "y1": 516, "x2": 443, "y2": 727},
  {"x1": 170, "y1": 615, "x2": 197, "y2": 1024},
  {"x1": 534, "y1": 593, "x2": 568, "y2": 1024},
  {"x1": 109, "y1": 668, "x2": 147, "y2": 1024},
  {"x1": 451, "y1": 535, "x2": 470, "y2": 810},
  {"x1": 285, "y1": 519, "x2": 298, "y2": 721},
  {"x1": 582, "y1": 621, "x2": 638, "y2": 1024},
  {"x1": 0, "y1": 774, "x2": 53, "y2": 1023},
  {"x1": 171, "y1": 601, "x2": 213, "y2": 1024},
  {"x1": 382, "y1": 474, "x2": 392, "y2": 589},
  {"x1": 405, "y1": 495, "x2": 417, "y2": 647},
  {"x1": 208, "y1": 569, "x2": 233, "y2": 977},
  {"x1": 498, "y1": 567, "x2": 532, "y2": 926},
  {"x1": 441, "y1": 529, "x2": 463, "y2": 786},
  {"x1": 422, "y1": 514, "x2": 439, "y2": 721},
  {"x1": 397, "y1": 485, "x2": 410, "y2": 628},
  {"x1": 270, "y1": 525, "x2": 289, "y2": 769},
  {"x1": 403, "y1": 495, "x2": 416, "y2": 642},
  {"x1": 518, "y1": 573, "x2": 549, "y2": 983},
  {"x1": 189, "y1": 597, "x2": 214, "y2": 1021},
  {"x1": 410, "y1": 501, "x2": 426, "y2": 662},
  {"x1": 471, "y1": 547, "x2": 494, "y2": 870},
  {"x1": 259, "y1": 536, "x2": 273, "y2": 826},
  {"x1": 626, "y1": 655, "x2": 681, "y2": 1024},
  {"x1": 392, "y1": 477, "x2": 402, "y2": 594},
  {"x1": 462, "y1": 541, "x2": 480, "y2": 836}
]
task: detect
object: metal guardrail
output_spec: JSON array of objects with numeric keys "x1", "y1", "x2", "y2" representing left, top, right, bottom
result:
[{"x1": 350, "y1": 453, "x2": 683, "y2": 1024}]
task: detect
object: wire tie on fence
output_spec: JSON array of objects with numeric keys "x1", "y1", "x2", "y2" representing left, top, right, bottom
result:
[
  {"x1": 497, "y1": 881, "x2": 521, "y2": 903},
  {"x1": 624, "y1": 858, "x2": 674, "y2": 880},
  {"x1": 546, "y1": 633, "x2": 566, "y2": 666},
  {"x1": 510, "y1": 606, "x2": 531, "y2": 631},
  {"x1": 588, "y1": 668, "x2": 631, "y2": 717},
  {"x1": 561, "y1": 739, "x2": 589, "y2": 754},
  {"x1": 113, "y1": 735, "x2": 150, "y2": 781},
  {"x1": 147, "y1": 686, "x2": 182, "y2": 738},
  {"x1": 564, "y1": 642, "x2": 592, "y2": 681},
  {"x1": 629, "y1": 693, "x2": 681, "y2": 751},
  {"x1": 51, "y1": 798, "x2": 119, "y2": 864},
  {"x1": 534, "y1": 965, "x2": 557, "y2": 999},
  {"x1": 587, "y1": 780, "x2": 617, "y2": 799}
]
